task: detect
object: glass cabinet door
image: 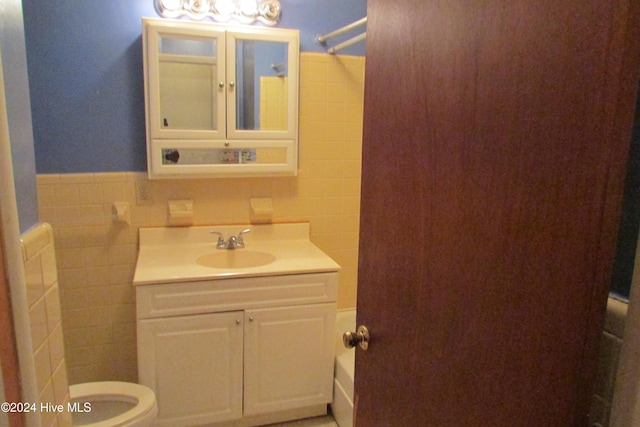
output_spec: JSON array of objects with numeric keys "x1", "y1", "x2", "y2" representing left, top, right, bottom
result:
[{"x1": 146, "y1": 22, "x2": 226, "y2": 140}]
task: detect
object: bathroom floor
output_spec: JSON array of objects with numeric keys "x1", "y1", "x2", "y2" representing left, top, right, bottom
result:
[{"x1": 265, "y1": 415, "x2": 338, "y2": 426}]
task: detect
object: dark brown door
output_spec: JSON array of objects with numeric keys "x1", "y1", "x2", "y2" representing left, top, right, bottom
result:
[{"x1": 355, "y1": 1, "x2": 640, "y2": 425}]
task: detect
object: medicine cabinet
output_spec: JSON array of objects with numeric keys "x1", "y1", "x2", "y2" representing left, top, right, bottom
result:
[{"x1": 142, "y1": 18, "x2": 299, "y2": 178}]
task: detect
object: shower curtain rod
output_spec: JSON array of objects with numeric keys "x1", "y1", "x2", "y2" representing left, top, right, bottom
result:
[
  {"x1": 317, "y1": 17, "x2": 367, "y2": 43},
  {"x1": 327, "y1": 32, "x2": 366, "y2": 54},
  {"x1": 317, "y1": 17, "x2": 367, "y2": 53}
]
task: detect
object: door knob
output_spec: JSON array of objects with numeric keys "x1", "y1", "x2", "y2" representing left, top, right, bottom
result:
[{"x1": 343, "y1": 325, "x2": 369, "y2": 350}]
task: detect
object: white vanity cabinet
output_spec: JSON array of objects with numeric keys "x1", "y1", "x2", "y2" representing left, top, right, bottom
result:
[
  {"x1": 136, "y1": 272, "x2": 337, "y2": 427},
  {"x1": 142, "y1": 18, "x2": 299, "y2": 178}
]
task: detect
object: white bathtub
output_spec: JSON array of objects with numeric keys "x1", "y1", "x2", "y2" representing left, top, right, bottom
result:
[{"x1": 332, "y1": 309, "x2": 355, "y2": 427}]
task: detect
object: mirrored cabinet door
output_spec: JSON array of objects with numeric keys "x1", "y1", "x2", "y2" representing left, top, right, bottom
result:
[
  {"x1": 145, "y1": 22, "x2": 226, "y2": 140},
  {"x1": 226, "y1": 30, "x2": 299, "y2": 140}
]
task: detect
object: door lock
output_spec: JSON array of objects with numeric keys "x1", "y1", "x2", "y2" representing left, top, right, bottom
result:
[{"x1": 343, "y1": 325, "x2": 370, "y2": 350}]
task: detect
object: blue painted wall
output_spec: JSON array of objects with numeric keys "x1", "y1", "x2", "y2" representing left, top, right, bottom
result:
[
  {"x1": 1, "y1": 0, "x2": 39, "y2": 233},
  {"x1": 22, "y1": 0, "x2": 367, "y2": 174}
]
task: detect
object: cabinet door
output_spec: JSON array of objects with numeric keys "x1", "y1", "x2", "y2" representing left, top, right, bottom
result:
[
  {"x1": 225, "y1": 29, "x2": 299, "y2": 142},
  {"x1": 138, "y1": 311, "x2": 243, "y2": 426},
  {"x1": 244, "y1": 303, "x2": 336, "y2": 416},
  {"x1": 144, "y1": 20, "x2": 226, "y2": 141}
]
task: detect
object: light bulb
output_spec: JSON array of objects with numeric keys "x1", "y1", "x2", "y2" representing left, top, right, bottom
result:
[
  {"x1": 188, "y1": 0, "x2": 210, "y2": 14},
  {"x1": 258, "y1": 0, "x2": 280, "y2": 21},
  {"x1": 239, "y1": 0, "x2": 258, "y2": 16},
  {"x1": 160, "y1": 0, "x2": 182, "y2": 11},
  {"x1": 213, "y1": 0, "x2": 235, "y2": 16},
  {"x1": 155, "y1": 0, "x2": 281, "y2": 24},
  {"x1": 256, "y1": 0, "x2": 281, "y2": 25}
]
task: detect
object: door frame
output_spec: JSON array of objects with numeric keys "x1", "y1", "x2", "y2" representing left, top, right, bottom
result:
[
  {"x1": 611, "y1": 237, "x2": 640, "y2": 425},
  {"x1": 0, "y1": 41, "x2": 38, "y2": 427}
]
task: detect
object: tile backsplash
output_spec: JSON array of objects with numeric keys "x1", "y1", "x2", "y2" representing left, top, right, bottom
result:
[{"x1": 36, "y1": 52, "x2": 364, "y2": 384}]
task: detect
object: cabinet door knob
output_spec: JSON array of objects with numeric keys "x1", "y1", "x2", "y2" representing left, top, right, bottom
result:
[
  {"x1": 218, "y1": 81, "x2": 225, "y2": 88},
  {"x1": 229, "y1": 81, "x2": 235, "y2": 89},
  {"x1": 249, "y1": 316, "x2": 254, "y2": 322},
  {"x1": 236, "y1": 319, "x2": 241, "y2": 325}
]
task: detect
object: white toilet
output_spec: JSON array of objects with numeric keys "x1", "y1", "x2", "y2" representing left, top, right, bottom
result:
[{"x1": 69, "y1": 381, "x2": 157, "y2": 427}]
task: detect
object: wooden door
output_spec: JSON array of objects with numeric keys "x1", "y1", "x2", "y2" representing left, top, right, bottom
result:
[{"x1": 355, "y1": 1, "x2": 640, "y2": 426}]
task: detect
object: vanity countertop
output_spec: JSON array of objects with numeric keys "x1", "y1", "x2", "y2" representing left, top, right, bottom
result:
[{"x1": 133, "y1": 223, "x2": 340, "y2": 285}]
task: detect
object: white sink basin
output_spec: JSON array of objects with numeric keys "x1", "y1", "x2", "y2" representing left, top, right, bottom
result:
[
  {"x1": 196, "y1": 250, "x2": 276, "y2": 269},
  {"x1": 133, "y1": 223, "x2": 341, "y2": 285}
]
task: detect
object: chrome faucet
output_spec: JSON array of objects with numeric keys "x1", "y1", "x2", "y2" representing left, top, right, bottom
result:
[{"x1": 210, "y1": 228, "x2": 251, "y2": 249}]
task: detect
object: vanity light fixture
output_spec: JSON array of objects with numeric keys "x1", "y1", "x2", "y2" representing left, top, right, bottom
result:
[{"x1": 155, "y1": 0, "x2": 282, "y2": 25}]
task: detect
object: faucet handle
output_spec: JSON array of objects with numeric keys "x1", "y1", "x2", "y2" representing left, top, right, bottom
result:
[
  {"x1": 210, "y1": 230, "x2": 226, "y2": 248},
  {"x1": 237, "y1": 228, "x2": 251, "y2": 244}
]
